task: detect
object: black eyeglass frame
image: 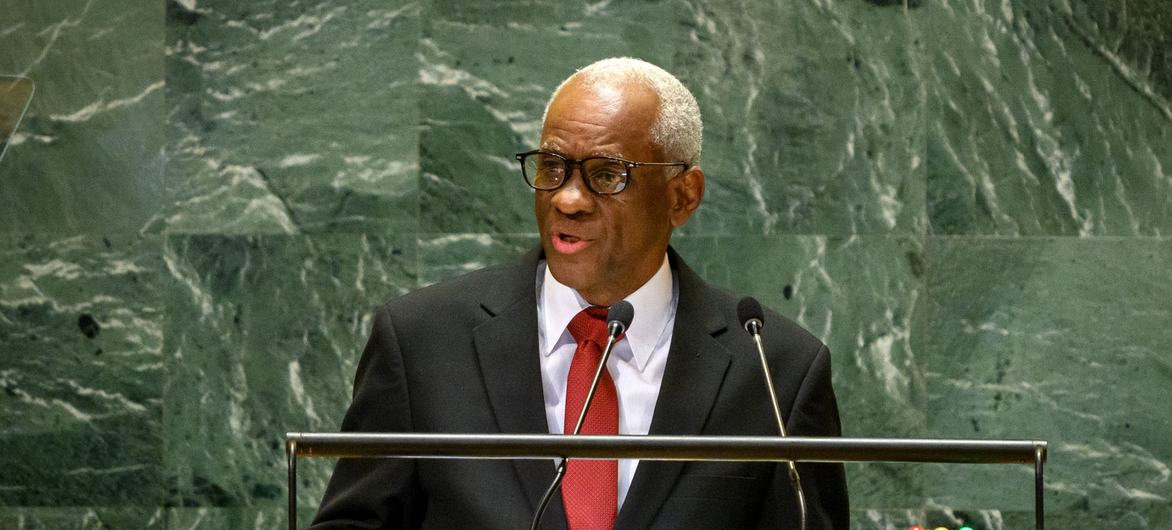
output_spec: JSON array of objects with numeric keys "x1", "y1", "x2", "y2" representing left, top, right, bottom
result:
[{"x1": 514, "y1": 150, "x2": 689, "y2": 195}]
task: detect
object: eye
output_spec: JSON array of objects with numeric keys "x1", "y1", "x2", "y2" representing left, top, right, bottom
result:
[
  {"x1": 541, "y1": 157, "x2": 566, "y2": 171},
  {"x1": 585, "y1": 160, "x2": 626, "y2": 190}
]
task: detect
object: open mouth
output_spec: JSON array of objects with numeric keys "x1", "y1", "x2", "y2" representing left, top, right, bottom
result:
[{"x1": 551, "y1": 232, "x2": 590, "y2": 254}]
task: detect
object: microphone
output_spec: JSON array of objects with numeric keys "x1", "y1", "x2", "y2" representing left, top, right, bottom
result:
[
  {"x1": 737, "y1": 296, "x2": 764, "y2": 336},
  {"x1": 606, "y1": 300, "x2": 634, "y2": 338},
  {"x1": 530, "y1": 301, "x2": 634, "y2": 530},
  {"x1": 737, "y1": 296, "x2": 808, "y2": 530}
]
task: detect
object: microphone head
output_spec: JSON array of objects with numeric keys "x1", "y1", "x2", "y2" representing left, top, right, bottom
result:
[
  {"x1": 607, "y1": 300, "x2": 635, "y2": 334},
  {"x1": 736, "y1": 296, "x2": 764, "y2": 333}
]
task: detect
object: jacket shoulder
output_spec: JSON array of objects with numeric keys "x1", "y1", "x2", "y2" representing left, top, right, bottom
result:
[
  {"x1": 380, "y1": 253, "x2": 534, "y2": 324},
  {"x1": 695, "y1": 279, "x2": 826, "y2": 359}
]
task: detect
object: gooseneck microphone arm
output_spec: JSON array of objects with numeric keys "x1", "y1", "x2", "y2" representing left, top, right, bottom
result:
[
  {"x1": 530, "y1": 301, "x2": 634, "y2": 530},
  {"x1": 745, "y1": 316, "x2": 789, "y2": 438},
  {"x1": 571, "y1": 305, "x2": 630, "y2": 436},
  {"x1": 737, "y1": 297, "x2": 808, "y2": 530}
]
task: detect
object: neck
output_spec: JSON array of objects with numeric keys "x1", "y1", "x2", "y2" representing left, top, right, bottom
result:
[{"x1": 578, "y1": 288, "x2": 629, "y2": 308}]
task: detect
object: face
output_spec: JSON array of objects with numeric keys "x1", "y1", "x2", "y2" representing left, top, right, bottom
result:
[{"x1": 535, "y1": 78, "x2": 704, "y2": 306}]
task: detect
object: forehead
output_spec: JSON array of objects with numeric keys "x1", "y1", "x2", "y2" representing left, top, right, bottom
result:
[{"x1": 539, "y1": 78, "x2": 658, "y2": 159}]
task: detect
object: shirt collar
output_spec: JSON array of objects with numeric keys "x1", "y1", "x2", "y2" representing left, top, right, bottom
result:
[{"x1": 540, "y1": 255, "x2": 675, "y2": 372}]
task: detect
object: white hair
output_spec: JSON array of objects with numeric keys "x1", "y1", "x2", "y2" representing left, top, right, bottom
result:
[{"x1": 543, "y1": 57, "x2": 703, "y2": 166}]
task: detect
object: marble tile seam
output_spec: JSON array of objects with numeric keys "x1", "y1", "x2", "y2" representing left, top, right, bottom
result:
[
  {"x1": 923, "y1": 234, "x2": 1172, "y2": 242},
  {"x1": 139, "y1": 233, "x2": 1172, "y2": 241},
  {"x1": 3, "y1": 232, "x2": 1165, "y2": 245},
  {"x1": 410, "y1": 233, "x2": 921, "y2": 240}
]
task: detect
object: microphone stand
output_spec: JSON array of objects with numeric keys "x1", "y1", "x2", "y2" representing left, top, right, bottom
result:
[
  {"x1": 746, "y1": 317, "x2": 808, "y2": 530},
  {"x1": 530, "y1": 320, "x2": 625, "y2": 530}
]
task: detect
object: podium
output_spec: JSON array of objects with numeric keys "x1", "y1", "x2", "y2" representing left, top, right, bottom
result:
[{"x1": 286, "y1": 433, "x2": 1048, "y2": 529}]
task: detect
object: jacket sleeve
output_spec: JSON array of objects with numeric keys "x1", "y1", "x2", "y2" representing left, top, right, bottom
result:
[
  {"x1": 311, "y1": 305, "x2": 424, "y2": 529},
  {"x1": 755, "y1": 345, "x2": 850, "y2": 529}
]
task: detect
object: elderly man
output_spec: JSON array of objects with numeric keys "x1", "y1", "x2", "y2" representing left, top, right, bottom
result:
[{"x1": 312, "y1": 57, "x2": 849, "y2": 529}]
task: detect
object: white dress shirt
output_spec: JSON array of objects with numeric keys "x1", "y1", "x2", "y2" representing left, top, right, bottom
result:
[{"x1": 536, "y1": 255, "x2": 678, "y2": 510}]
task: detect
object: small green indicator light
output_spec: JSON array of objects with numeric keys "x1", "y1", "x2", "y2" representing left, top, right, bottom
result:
[{"x1": 959, "y1": 527, "x2": 974, "y2": 530}]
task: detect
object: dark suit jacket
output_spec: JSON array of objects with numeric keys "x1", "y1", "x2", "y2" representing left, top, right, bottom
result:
[{"x1": 312, "y1": 247, "x2": 849, "y2": 529}]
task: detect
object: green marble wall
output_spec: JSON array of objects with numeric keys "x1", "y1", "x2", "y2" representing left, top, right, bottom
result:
[{"x1": 1, "y1": 0, "x2": 1168, "y2": 528}]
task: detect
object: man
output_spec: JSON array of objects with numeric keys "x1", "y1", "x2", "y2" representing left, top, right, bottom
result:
[{"x1": 312, "y1": 57, "x2": 849, "y2": 529}]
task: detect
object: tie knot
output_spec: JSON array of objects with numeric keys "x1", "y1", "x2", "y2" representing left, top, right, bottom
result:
[{"x1": 567, "y1": 306, "x2": 611, "y2": 346}]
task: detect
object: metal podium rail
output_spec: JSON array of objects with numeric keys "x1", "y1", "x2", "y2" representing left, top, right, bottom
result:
[{"x1": 286, "y1": 433, "x2": 1048, "y2": 529}]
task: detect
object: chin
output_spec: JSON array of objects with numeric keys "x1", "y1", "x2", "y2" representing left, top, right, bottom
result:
[{"x1": 545, "y1": 258, "x2": 592, "y2": 290}]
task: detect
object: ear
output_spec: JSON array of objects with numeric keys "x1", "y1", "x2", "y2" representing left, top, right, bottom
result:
[{"x1": 668, "y1": 166, "x2": 704, "y2": 227}]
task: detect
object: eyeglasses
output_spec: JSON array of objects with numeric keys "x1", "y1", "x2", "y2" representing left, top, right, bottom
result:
[{"x1": 515, "y1": 150, "x2": 689, "y2": 195}]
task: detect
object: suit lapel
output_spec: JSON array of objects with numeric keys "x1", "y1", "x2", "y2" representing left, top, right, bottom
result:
[
  {"x1": 471, "y1": 248, "x2": 568, "y2": 528},
  {"x1": 615, "y1": 250, "x2": 732, "y2": 530}
]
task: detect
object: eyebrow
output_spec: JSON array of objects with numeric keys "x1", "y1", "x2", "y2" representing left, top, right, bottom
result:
[{"x1": 537, "y1": 143, "x2": 627, "y2": 160}]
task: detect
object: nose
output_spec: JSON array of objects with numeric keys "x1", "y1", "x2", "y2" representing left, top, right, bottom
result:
[{"x1": 550, "y1": 167, "x2": 595, "y2": 216}]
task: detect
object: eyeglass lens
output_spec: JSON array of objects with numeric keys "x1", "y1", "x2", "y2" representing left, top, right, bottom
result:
[{"x1": 522, "y1": 153, "x2": 627, "y2": 194}]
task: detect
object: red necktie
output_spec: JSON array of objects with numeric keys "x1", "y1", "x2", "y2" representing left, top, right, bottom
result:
[{"x1": 562, "y1": 306, "x2": 620, "y2": 530}]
